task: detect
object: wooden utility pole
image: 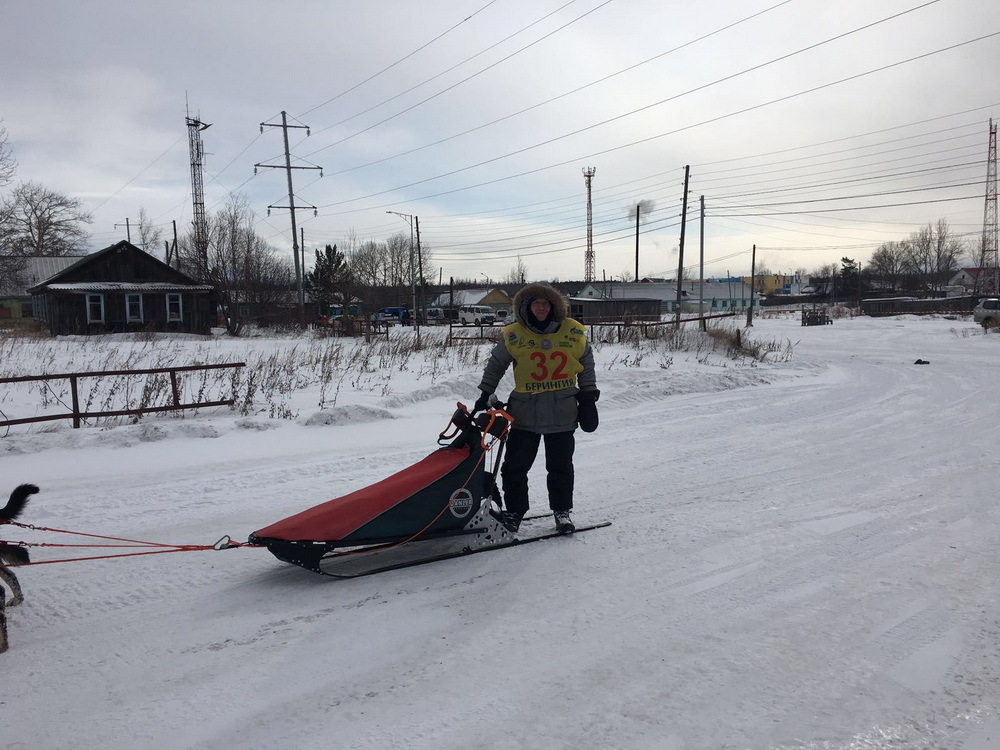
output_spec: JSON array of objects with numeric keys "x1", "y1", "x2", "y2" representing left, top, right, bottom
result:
[
  {"x1": 634, "y1": 204, "x2": 640, "y2": 281},
  {"x1": 415, "y1": 216, "x2": 424, "y2": 333},
  {"x1": 699, "y1": 195, "x2": 706, "y2": 332},
  {"x1": 165, "y1": 220, "x2": 179, "y2": 269},
  {"x1": 674, "y1": 165, "x2": 690, "y2": 327},
  {"x1": 115, "y1": 218, "x2": 132, "y2": 243},
  {"x1": 746, "y1": 244, "x2": 757, "y2": 327}
]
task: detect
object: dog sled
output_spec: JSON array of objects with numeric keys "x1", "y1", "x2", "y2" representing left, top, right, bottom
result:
[{"x1": 247, "y1": 402, "x2": 610, "y2": 578}]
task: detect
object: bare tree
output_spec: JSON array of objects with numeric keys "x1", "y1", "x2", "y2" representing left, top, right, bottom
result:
[
  {"x1": 0, "y1": 181, "x2": 92, "y2": 256},
  {"x1": 868, "y1": 241, "x2": 909, "y2": 289},
  {"x1": 900, "y1": 221, "x2": 963, "y2": 290},
  {"x1": 0, "y1": 123, "x2": 16, "y2": 189},
  {"x1": 135, "y1": 207, "x2": 164, "y2": 258},
  {"x1": 176, "y1": 195, "x2": 293, "y2": 331},
  {"x1": 384, "y1": 232, "x2": 413, "y2": 288},
  {"x1": 500, "y1": 257, "x2": 528, "y2": 287},
  {"x1": 349, "y1": 239, "x2": 390, "y2": 288},
  {"x1": 903, "y1": 224, "x2": 934, "y2": 280},
  {"x1": 930, "y1": 218, "x2": 963, "y2": 289},
  {"x1": 216, "y1": 196, "x2": 292, "y2": 328}
]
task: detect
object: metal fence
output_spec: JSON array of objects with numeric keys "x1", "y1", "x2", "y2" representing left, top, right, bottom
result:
[{"x1": 0, "y1": 362, "x2": 246, "y2": 430}]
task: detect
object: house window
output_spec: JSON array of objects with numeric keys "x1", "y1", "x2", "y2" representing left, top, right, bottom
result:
[
  {"x1": 167, "y1": 293, "x2": 183, "y2": 322},
  {"x1": 126, "y1": 293, "x2": 143, "y2": 323},
  {"x1": 86, "y1": 294, "x2": 105, "y2": 323}
]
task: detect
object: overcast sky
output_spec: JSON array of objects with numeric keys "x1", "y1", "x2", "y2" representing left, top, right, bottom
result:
[{"x1": 2, "y1": 0, "x2": 998, "y2": 283}]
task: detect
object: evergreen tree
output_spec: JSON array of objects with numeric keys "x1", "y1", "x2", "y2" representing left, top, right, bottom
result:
[{"x1": 305, "y1": 244, "x2": 353, "y2": 314}]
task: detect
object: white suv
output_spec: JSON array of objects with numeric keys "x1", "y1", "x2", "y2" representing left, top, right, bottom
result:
[
  {"x1": 458, "y1": 305, "x2": 496, "y2": 325},
  {"x1": 973, "y1": 298, "x2": 1000, "y2": 328}
]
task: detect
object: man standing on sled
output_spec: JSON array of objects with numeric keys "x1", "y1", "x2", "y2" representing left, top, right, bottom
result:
[{"x1": 474, "y1": 282, "x2": 599, "y2": 534}]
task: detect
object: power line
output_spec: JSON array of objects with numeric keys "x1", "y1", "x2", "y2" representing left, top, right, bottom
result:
[
  {"x1": 318, "y1": 0, "x2": 795, "y2": 175},
  {"x1": 315, "y1": 32, "x2": 999, "y2": 212},
  {"x1": 295, "y1": 0, "x2": 501, "y2": 120}
]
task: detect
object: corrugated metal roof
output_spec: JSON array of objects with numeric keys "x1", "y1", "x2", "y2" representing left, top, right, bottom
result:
[
  {"x1": 4, "y1": 256, "x2": 88, "y2": 296},
  {"x1": 428, "y1": 288, "x2": 493, "y2": 307},
  {"x1": 579, "y1": 281, "x2": 756, "y2": 301},
  {"x1": 44, "y1": 282, "x2": 214, "y2": 293}
]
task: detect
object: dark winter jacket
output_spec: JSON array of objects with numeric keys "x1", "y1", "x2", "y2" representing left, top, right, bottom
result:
[{"x1": 478, "y1": 283, "x2": 597, "y2": 434}]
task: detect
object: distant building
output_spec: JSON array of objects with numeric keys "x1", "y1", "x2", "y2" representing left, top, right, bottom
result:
[
  {"x1": 949, "y1": 267, "x2": 1000, "y2": 294},
  {"x1": 28, "y1": 241, "x2": 217, "y2": 336},
  {"x1": 0, "y1": 255, "x2": 87, "y2": 324},
  {"x1": 577, "y1": 280, "x2": 759, "y2": 315},
  {"x1": 427, "y1": 287, "x2": 513, "y2": 312}
]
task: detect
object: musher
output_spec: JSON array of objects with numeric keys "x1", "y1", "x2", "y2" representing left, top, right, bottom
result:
[{"x1": 473, "y1": 282, "x2": 600, "y2": 534}]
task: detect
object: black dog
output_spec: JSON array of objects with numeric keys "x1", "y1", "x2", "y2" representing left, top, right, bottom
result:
[{"x1": 1, "y1": 484, "x2": 39, "y2": 653}]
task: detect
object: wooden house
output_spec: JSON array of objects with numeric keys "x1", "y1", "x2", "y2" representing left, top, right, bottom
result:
[{"x1": 28, "y1": 241, "x2": 217, "y2": 336}]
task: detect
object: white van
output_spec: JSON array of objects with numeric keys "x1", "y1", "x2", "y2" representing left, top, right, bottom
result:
[{"x1": 458, "y1": 305, "x2": 496, "y2": 325}]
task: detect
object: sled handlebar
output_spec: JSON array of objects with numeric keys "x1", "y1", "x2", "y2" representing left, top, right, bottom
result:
[
  {"x1": 437, "y1": 402, "x2": 513, "y2": 447},
  {"x1": 438, "y1": 402, "x2": 472, "y2": 442},
  {"x1": 477, "y1": 408, "x2": 514, "y2": 449}
]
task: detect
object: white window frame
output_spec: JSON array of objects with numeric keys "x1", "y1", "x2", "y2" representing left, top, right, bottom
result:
[
  {"x1": 86, "y1": 294, "x2": 105, "y2": 323},
  {"x1": 166, "y1": 293, "x2": 183, "y2": 322},
  {"x1": 126, "y1": 293, "x2": 144, "y2": 323}
]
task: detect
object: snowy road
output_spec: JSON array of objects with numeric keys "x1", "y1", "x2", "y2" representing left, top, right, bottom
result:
[{"x1": 3, "y1": 316, "x2": 1000, "y2": 749}]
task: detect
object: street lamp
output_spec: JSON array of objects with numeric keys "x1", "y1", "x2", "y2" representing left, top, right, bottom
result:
[{"x1": 386, "y1": 211, "x2": 417, "y2": 327}]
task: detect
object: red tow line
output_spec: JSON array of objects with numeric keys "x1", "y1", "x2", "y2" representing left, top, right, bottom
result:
[{"x1": 0, "y1": 519, "x2": 244, "y2": 566}]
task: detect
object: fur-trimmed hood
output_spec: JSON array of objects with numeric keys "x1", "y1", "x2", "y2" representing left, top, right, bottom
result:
[{"x1": 512, "y1": 283, "x2": 568, "y2": 332}]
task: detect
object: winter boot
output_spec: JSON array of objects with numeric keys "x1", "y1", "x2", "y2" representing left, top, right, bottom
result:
[
  {"x1": 496, "y1": 510, "x2": 524, "y2": 533},
  {"x1": 554, "y1": 510, "x2": 575, "y2": 534}
]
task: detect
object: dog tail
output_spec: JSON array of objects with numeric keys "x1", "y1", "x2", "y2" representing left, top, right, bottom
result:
[{"x1": 1, "y1": 484, "x2": 39, "y2": 523}]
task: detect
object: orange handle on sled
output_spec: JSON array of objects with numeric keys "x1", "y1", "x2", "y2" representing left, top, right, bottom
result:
[{"x1": 479, "y1": 408, "x2": 514, "y2": 449}]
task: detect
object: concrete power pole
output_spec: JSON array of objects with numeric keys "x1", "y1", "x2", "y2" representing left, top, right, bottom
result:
[
  {"x1": 583, "y1": 167, "x2": 596, "y2": 283},
  {"x1": 255, "y1": 111, "x2": 322, "y2": 327},
  {"x1": 982, "y1": 118, "x2": 998, "y2": 295}
]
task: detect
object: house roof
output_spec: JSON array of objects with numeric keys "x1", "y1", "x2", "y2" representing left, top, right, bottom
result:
[
  {"x1": 45, "y1": 282, "x2": 214, "y2": 293},
  {"x1": 428, "y1": 288, "x2": 497, "y2": 307},
  {"x1": 579, "y1": 280, "x2": 756, "y2": 301},
  {"x1": 3, "y1": 255, "x2": 88, "y2": 296},
  {"x1": 27, "y1": 241, "x2": 209, "y2": 294},
  {"x1": 953, "y1": 267, "x2": 999, "y2": 278}
]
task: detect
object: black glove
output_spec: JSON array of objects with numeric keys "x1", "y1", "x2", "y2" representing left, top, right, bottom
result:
[
  {"x1": 473, "y1": 391, "x2": 492, "y2": 413},
  {"x1": 577, "y1": 389, "x2": 600, "y2": 433}
]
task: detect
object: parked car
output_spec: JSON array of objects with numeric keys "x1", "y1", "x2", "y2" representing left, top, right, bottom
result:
[
  {"x1": 422, "y1": 308, "x2": 445, "y2": 324},
  {"x1": 973, "y1": 298, "x2": 1000, "y2": 328},
  {"x1": 458, "y1": 305, "x2": 496, "y2": 325},
  {"x1": 376, "y1": 307, "x2": 405, "y2": 320}
]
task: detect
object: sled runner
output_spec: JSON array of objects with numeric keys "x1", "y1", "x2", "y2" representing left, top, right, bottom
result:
[{"x1": 248, "y1": 402, "x2": 610, "y2": 578}]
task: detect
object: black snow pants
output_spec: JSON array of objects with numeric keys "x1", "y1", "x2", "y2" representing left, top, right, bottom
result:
[{"x1": 501, "y1": 428, "x2": 576, "y2": 515}]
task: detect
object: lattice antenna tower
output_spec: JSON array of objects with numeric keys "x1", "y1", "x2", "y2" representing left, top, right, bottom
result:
[
  {"x1": 982, "y1": 118, "x2": 998, "y2": 295},
  {"x1": 186, "y1": 113, "x2": 211, "y2": 280},
  {"x1": 583, "y1": 167, "x2": 596, "y2": 282}
]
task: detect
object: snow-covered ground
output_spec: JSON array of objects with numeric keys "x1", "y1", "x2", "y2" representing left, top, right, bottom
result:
[{"x1": 2, "y1": 314, "x2": 999, "y2": 750}]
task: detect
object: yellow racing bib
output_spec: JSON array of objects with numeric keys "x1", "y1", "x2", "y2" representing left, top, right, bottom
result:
[{"x1": 503, "y1": 318, "x2": 588, "y2": 394}]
